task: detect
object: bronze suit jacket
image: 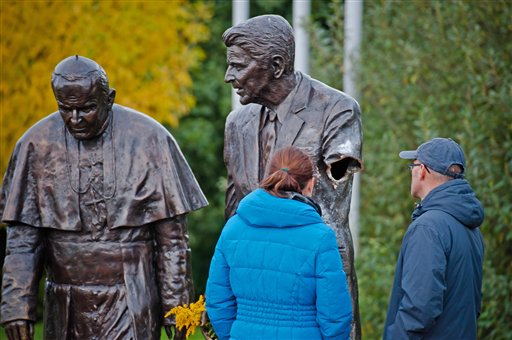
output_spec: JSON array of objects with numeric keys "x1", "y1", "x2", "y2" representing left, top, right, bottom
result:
[
  {"x1": 224, "y1": 72, "x2": 362, "y2": 223},
  {"x1": 224, "y1": 71, "x2": 362, "y2": 331}
]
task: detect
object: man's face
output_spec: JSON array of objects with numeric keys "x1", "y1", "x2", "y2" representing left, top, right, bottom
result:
[
  {"x1": 54, "y1": 78, "x2": 113, "y2": 140},
  {"x1": 224, "y1": 45, "x2": 273, "y2": 105}
]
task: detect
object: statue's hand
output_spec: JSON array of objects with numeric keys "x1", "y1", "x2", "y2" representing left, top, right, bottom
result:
[
  {"x1": 4, "y1": 320, "x2": 34, "y2": 340},
  {"x1": 165, "y1": 324, "x2": 186, "y2": 340}
]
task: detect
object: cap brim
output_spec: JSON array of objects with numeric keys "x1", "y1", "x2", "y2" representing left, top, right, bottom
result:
[{"x1": 399, "y1": 150, "x2": 418, "y2": 159}]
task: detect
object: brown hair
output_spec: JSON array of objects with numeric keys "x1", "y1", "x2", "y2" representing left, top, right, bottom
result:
[{"x1": 260, "y1": 146, "x2": 313, "y2": 198}]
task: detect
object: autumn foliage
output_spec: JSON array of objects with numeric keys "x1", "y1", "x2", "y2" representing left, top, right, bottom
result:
[{"x1": 0, "y1": 0, "x2": 212, "y2": 177}]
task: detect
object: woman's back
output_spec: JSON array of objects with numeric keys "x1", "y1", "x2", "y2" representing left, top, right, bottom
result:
[{"x1": 207, "y1": 189, "x2": 352, "y2": 339}]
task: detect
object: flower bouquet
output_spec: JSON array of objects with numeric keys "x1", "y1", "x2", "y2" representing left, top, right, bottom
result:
[{"x1": 165, "y1": 295, "x2": 218, "y2": 340}]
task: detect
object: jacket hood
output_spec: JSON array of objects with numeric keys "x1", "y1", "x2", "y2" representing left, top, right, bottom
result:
[
  {"x1": 412, "y1": 179, "x2": 484, "y2": 229},
  {"x1": 236, "y1": 189, "x2": 323, "y2": 228}
]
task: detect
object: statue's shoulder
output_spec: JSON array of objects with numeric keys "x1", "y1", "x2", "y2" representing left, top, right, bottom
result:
[
  {"x1": 113, "y1": 104, "x2": 169, "y2": 136},
  {"x1": 307, "y1": 75, "x2": 347, "y2": 98},
  {"x1": 18, "y1": 112, "x2": 63, "y2": 144},
  {"x1": 304, "y1": 74, "x2": 360, "y2": 111},
  {"x1": 226, "y1": 103, "x2": 260, "y2": 127}
]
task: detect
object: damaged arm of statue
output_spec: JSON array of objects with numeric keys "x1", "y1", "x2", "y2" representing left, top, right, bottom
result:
[
  {"x1": 1, "y1": 224, "x2": 44, "y2": 340},
  {"x1": 328, "y1": 157, "x2": 362, "y2": 181},
  {"x1": 323, "y1": 104, "x2": 363, "y2": 183},
  {"x1": 153, "y1": 215, "x2": 193, "y2": 340},
  {"x1": 329, "y1": 158, "x2": 351, "y2": 180}
]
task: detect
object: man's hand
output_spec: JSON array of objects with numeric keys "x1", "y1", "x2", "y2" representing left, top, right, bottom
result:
[
  {"x1": 4, "y1": 320, "x2": 34, "y2": 340},
  {"x1": 164, "y1": 324, "x2": 186, "y2": 340}
]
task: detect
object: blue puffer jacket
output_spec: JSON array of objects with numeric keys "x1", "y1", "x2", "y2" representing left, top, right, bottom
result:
[
  {"x1": 206, "y1": 189, "x2": 352, "y2": 340},
  {"x1": 383, "y1": 179, "x2": 484, "y2": 339}
]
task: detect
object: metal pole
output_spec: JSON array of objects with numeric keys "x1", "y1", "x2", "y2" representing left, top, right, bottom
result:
[
  {"x1": 293, "y1": 0, "x2": 311, "y2": 74},
  {"x1": 231, "y1": 0, "x2": 250, "y2": 110},
  {"x1": 344, "y1": 0, "x2": 363, "y2": 258}
]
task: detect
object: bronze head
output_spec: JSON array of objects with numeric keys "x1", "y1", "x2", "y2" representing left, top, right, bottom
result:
[
  {"x1": 223, "y1": 15, "x2": 297, "y2": 107},
  {"x1": 223, "y1": 15, "x2": 295, "y2": 75},
  {"x1": 51, "y1": 55, "x2": 116, "y2": 140}
]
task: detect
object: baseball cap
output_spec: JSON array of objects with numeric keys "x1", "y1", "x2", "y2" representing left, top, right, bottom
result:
[{"x1": 399, "y1": 138, "x2": 465, "y2": 178}]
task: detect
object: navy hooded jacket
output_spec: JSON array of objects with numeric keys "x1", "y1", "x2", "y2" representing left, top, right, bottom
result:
[
  {"x1": 383, "y1": 179, "x2": 484, "y2": 340},
  {"x1": 206, "y1": 189, "x2": 352, "y2": 339}
]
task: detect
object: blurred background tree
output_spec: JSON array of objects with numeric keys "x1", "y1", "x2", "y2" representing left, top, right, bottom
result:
[{"x1": 311, "y1": 0, "x2": 511, "y2": 338}]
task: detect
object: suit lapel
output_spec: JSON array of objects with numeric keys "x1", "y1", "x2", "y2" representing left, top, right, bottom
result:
[
  {"x1": 275, "y1": 72, "x2": 311, "y2": 149},
  {"x1": 275, "y1": 113, "x2": 304, "y2": 150}
]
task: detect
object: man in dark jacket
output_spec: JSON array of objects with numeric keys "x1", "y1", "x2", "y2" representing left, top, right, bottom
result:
[{"x1": 384, "y1": 138, "x2": 484, "y2": 339}]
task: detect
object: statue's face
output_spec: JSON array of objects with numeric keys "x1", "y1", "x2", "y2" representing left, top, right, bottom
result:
[
  {"x1": 54, "y1": 78, "x2": 113, "y2": 140},
  {"x1": 225, "y1": 45, "x2": 273, "y2": 105}
]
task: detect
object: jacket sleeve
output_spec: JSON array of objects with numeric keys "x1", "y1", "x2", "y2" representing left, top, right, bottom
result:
[
  {"x1": 205, "y1": 236, "x2": 236, "y2": 340},
  {"x1": 223, "y1": 112, "x2": 240, "y2": 222},
  {"x1": 1, "y1": 224, "x2": 44, "y2": 324},
  {"x1": 154, "y1": 215, "x2": 193, "y2": 326},
  {"x1": 391, "y1": 224, "x2": 446, "y2": 339},
  {"x1": 322, "y1": 96, "x2": 363, "y2": 181},
  {"x1": 316, "y1": 229, "x2": 352, "y2": 340}
]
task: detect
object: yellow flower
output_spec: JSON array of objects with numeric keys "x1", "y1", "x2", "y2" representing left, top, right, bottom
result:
[{"x1": 165, "y1": 295, "x2": 206, "y2": 338}]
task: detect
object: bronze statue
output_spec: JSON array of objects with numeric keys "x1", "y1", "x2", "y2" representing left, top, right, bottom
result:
[
  {"x1": 222, "y1": 15, "x2": 363, "y2": 339},
  {"x1": 0, "y1": 55, "x2": 208, "y2": 340}
]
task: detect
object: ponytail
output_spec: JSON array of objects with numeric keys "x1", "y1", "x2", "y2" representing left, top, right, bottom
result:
[{"x1": 260, "y1": 146, "x2": 313, "y2": 197}]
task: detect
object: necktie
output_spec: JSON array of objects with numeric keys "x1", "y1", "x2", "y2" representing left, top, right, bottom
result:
[{"x1": 260, "y1": 108, "x2": 277, "y2": 178}]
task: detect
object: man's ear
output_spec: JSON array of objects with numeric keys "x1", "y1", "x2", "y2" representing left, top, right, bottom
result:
[
  {"x1": 271, "y1": 55, "x2": 285, "y2": 79},
  {"x1": 108, "y1": 88, "x2": 116, "y2": 107},
  {"x1": 420, "y1": 164, "x2": 428, "y2": 180}
]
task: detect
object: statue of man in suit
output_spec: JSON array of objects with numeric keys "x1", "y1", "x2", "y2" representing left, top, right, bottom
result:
[{"x1": 222, "y1": 15, "x2": 363, "y2": 339}]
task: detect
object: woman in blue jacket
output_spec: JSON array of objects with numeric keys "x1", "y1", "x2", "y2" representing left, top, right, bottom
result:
[{"x1": 206, "y1": 146, "x2": 352, "y2": 339}]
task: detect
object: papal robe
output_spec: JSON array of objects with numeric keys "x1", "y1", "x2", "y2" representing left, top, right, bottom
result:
[{"x1": 0, "y1": 104, "x2": 208, "y2": 339}]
